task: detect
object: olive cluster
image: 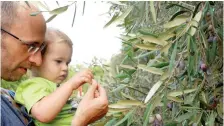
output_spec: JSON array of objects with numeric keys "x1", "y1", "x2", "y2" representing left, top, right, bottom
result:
[{"x1": 148, "y1": 114, "x2": 163, "y2": 126}]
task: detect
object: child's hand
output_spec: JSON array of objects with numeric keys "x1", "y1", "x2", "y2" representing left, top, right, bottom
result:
[{"x1": 70, "y1": 69, "x2": 93, "y2": 90}]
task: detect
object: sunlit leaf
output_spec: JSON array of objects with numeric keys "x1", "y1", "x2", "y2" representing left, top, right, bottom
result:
[
  {"x1": 169, "y1": 42, "x2": 177, "y2": 72},
  {"x1": 167, "y1": 96, "x2": 184, "y2": 103},
  {"x1": 30, "y1": 11, "x2": 41, "y2": 16},
  {"x1": 121, "y1": 92, "x2": 136, "y2": 100},
  {"x1": 161, "y1": 43, "x2": 172, "y2": 55},
  {"x1": 150, "y1": 1, "x2": 157, "y2": 23},
  {"x1": 104, "y1": 13, "x2": 119, "y2": 28},
  {"x1": 168, "y1": 88, "x2": 197, "y2": 97},
  {"x1": 210, "y1": 38, "x2": 217, "y2": 62},
  {"x1": 160, "y1": 26, "x2": 177, "y2": 35},
  {"x1": 158, "y1": 33, "x2": 176, "y2": 41},
  {"x1": 121, "y1": 78, "x2": 130, "y2": 83},
  {"x1": 108, "y1": 108, "x2": 129, "y2": 113},
  {"x1": 187, "y1": 36, "x2": 196, "y2": 76},
  {"x1": 164, "y1": 16, "x2": 189, "y2": 29},
  {"x1": 134, "y1": 51, "x2": 156, "y2": 59},
  {"x1": 190, "y1": 36, "x2": 198, "y2": 75},
  {"x1": 126, "y1": 86, "x2": 147, "y2": 95},
  {"x1": 193, "y1": 112, "x2": 202, "y2": 125},
  {"x1": 111, "y1": 84, "x2": 127, "y2": 93},
  {"x1": 175, "y1": 112, "x2": 195, "y2": 122},
  {"x1": 120, "y1": 64, "x2": 136, "y2": 70},
  {"x1": 107, "y1": 109, "x2": 128, "y2": 117},
  {"x1": 105, "y1": 118, "x2": 117, "y2": 126},
  {"x1": 207, "y1": 111, "x2": 217, "y2": 126},
  {"x1": 139, "y1": 29, "x2": 158, "y2": 37},
  {"x1": 138, "y1": 64, "x2": 164, "y2": 75},
  {"x1": 169, "y1": 10, "x2": 190, "y2": 21},
  {"x1": 150, "y1": 62, "x2": 169, "y2": 68},
  {"x1": 71, "y1": 3, "x2": 77, "y2": 27},
  {"x1": 109, "y1": 104, "x2": 132, "y2": 109},
  {"x1": 184, "y1": 94, "x2": 195, "y2": 105},
  {"x1": 116, "y1": 6, "x2": 134, "y2": 22},
  {"x1": 143, "y1": 104, "x2": 152, "y2": 126},
  {"x1": 140, "y1": 35, "x2": 168, "y2": 46},
  {"x1": 46, "y1": 14, "x2": 57, "y2": 23},
  {"x1": 50, "y1": 5, "x2": 68, "y2": 15},
  {"x1": 160, "y1": 71, "x2": 170, "y2": 80},
  {"x1": 135, "y1": 44, "x2": 158, "y2": 51},
  {"x1": 189, "y1": 11, "x2": 202, "y2": 36},
  {"x1": 115, "y1": 73, "x2": 129, "y2": 79},
  {"x1": 199, "y1": 91, "x2": 208, "y2": 104},
  {"x1": 144, "y1": 80, "x2": 163, "y2": 103},
  {"x1": 114, "y1": 110, "x2": 134, "y2": 126}
]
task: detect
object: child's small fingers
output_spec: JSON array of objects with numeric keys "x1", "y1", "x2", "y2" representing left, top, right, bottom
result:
[
  {"x1": 87, "y1": 71, "x2": 94, "y2": 79},
  {"x1": 85, "y1": 76, "x2": 93, "y2": 84},
  {"x1": 81, "y1": 76, "x2": 90, "y2": 83},
  {"x1": 86, "y1": 74, "x2": 92, "y2": 80}
]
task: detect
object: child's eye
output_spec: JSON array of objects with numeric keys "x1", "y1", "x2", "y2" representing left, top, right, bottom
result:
[{"x1": 55, "y1": 60, "x2": 62, "y2": 64}]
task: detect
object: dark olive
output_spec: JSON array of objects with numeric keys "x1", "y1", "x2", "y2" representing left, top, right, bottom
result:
[
  {"x1": 200, "y1": 63, "x2": 207, "y2": 72},
  {"x1": 213, "y1": 36, "x2": 217, "y2": 42},
  {"x1": 207, "y1": 36, "x2": 213, "y2": 43}
]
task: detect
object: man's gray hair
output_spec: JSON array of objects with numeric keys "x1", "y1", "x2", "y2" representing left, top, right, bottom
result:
[{"x1": 1, "y1": 1, "x2": 19, "y2": 29}]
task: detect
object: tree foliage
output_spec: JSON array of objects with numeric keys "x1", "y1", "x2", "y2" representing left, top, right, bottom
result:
[{"x1": 99, "y1": 1, "x2": 223, "y2": 126}]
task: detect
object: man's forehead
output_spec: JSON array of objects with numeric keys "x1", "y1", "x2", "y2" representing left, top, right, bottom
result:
[{"x1": 11, "y1": 3, "x2": 46, "y2": 45}]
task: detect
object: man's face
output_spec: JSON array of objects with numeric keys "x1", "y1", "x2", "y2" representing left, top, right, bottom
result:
[{"x1": 1, "y1": 6, "x2": 46, "y2": 81}]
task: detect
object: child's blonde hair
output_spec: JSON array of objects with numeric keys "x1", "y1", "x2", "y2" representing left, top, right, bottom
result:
[{"x1": 41, "y1": 27, "x2": 73, "y2": 55}]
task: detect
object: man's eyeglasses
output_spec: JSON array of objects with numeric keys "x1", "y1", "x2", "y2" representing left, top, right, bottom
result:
[{"x1": 1, "y1": 28, "x2": 46, "y2": 55}]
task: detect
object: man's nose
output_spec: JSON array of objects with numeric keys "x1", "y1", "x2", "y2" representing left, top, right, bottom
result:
[{"x1": 29, "y1": 51, "x2": 42, "y2": 66}]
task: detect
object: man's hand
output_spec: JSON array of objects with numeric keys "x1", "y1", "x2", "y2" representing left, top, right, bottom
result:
[
  {"x1": 72, "y1": 80, "x2": 108, "y2": 126},
  {"x1": 69, "y1": 69, "x2": 93, "y2": 90}
]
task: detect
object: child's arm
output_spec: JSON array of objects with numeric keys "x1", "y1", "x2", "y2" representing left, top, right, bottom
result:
[{"x1": 31, "y1": 69, "x2": 93, "y2": 123}]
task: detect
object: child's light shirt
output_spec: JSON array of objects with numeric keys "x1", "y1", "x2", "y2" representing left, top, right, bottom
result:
[{"x1": 15, "y1": 77, "x2": 76, "y2": 126}]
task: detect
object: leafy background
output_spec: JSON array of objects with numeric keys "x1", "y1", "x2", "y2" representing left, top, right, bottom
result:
[{"x1": 1, "y1": 1, "x2": 223, "y2": 126}]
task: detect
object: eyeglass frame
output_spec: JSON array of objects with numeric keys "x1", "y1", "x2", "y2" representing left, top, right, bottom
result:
[{"x1": 1, "y1": 28, "x2": 46, "y2": 55}]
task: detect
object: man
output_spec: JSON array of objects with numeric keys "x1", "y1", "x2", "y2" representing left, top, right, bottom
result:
[{"x1": 1, "y1": 2, "x2": 108, "y2": 126}]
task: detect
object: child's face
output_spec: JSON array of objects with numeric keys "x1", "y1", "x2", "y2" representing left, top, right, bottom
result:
[{"x1": 38, "y1": 42, "x2": 72, "y2": 84}]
